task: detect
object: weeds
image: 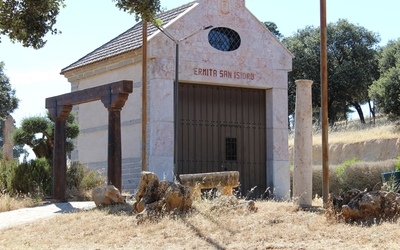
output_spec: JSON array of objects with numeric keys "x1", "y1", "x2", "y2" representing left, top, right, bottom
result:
[
  {"x1": 66, "y1": 162, "x2": 105, "y2": 200},
  {"x1": 336, "y1": 157, "x2": 361, "y2": 191}
]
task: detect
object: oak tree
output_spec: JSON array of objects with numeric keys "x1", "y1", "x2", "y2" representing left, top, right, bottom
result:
[
  {"x1": 0, "y1": 0, "x2": 65, "y2": 49},
  {"x1": 369, "y1": 39, "x2": 400, "y2": 120},
  {"x1": 283, "y1": 19, "x2": 380, "y2": 124}
]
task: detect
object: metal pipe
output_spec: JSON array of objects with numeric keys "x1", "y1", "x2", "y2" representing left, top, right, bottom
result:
[
  {"x1": 155, "y1": 25, "x2": 213, "y2": 175},
  {"x1": 320, "y1": 0, "x2": 329, "y2": 207},
  {"x1": 174, "y1": 42, "x2": 179, "y2": 174},
  {"x1": 142, "y1": 21, "x2": 148, "y2": 171}
]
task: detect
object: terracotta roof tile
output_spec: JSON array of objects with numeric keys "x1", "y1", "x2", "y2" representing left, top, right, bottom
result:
[{"x1": 61, "y1": 1, "x2": 196, "y2": 74}]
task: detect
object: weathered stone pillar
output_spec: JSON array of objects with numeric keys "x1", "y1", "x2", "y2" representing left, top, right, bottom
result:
[
  {"x1": 293, "y1": 80, "x2": 313, "y2": 207},
  {"x1": 2, "y1": 115, "x2": 15, "y2": 161}
]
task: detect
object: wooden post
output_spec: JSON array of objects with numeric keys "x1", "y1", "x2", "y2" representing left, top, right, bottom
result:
[
  {"x1": 50, "y1": 105, "x2": 72, "y2": 202},
  {"x1": 46, "y1": 80, "x2": 133, "y2": 200},
  {"x1": 142, "y1": 21, "x2": 148, "y2": 171},
  {"x1": 53, "y1": 119, "x2": 67, "y2": 201},
  {"x1": 320, "y1": 0, "x2": 329, "y2": 207},
  {"x1": 107, "y1": 108, "x2": 122, "y2": 191}
]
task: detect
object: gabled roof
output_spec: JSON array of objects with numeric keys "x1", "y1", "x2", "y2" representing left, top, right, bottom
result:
[{"x1": 61, "y1": 1, "x2": 197, "y2": 74}]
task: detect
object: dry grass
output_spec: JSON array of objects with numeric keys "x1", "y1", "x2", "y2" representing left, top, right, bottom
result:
[
  {"x1": 1, "y1": 199, "x2": 399, "y2": 249},
  {"x1": 289, "y1": 117, "x2": 400, "y2": 147},
  {"x1": 0, "y1": 193, "x2": 43, "y2": 213}
]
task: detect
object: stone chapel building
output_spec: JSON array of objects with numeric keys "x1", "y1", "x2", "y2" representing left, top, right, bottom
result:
[{"x1": 60, "y1": 0, "x2": 293, "y2": 199}]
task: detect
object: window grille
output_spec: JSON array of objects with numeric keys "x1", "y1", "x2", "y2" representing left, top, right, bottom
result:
[
  {"x1": 225, "y1": 137, "x2": 237, "y2": 161},
  {"x1": 208, "y1": 27, "x2": 241, "y2": 52}
]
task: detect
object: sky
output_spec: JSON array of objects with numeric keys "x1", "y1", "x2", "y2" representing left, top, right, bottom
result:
[{"x1": 2, "y1": 0, "x2": 400, "y2": 127}]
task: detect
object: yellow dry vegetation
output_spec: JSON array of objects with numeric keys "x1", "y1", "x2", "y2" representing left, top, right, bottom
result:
[
  {"x1": 0, "y1": 200, "x2": 399, "y2": 249},
  {"x1": 0, "y1": 194, "x2": 42, "y2": 213},
  {"x1": 289, "y1": 118, "x2": 400, "y2": 147}
]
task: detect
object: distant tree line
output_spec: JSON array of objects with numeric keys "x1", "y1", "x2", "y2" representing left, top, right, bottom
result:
[{"x1": 265, "y1": 19, "x2": 400, "y2": 125}]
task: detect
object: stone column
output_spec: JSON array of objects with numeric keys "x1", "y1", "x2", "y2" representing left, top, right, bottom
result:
[
  {"x1": 293, "y1": 80, "x2": 313, "y2": 207},
  {"x1": 2, "y1": 115, "x2": 15, "y2": 161}
]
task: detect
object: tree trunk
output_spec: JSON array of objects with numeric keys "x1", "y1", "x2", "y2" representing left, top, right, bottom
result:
[
  {"x1": 353, "y1": 103, "x2": 365, "y2": 124},
  {"x1": 32, "y1": 142, "x2": 53, "y2": 160},
  {"x1": 368, "y1": 100, "x2": 375, "y2": 124}
]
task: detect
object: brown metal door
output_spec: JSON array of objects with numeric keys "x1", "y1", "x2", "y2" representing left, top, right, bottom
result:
[{"x1": 178, "y1": 83, "x2": 266, "y2": 198}]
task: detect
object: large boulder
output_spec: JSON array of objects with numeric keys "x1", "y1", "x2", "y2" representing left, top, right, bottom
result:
[{"x1": 92, "y1": 185, "x2": 126, "y2": 207}]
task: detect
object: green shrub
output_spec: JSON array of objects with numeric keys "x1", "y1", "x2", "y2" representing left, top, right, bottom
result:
[
  {"x1": 66, "y1": 162, "x2": 105, "y2": 199},
  {"x1": 395, "y1": 156, "x2": 400, "y2": 171},
  {"x1": 336, "y1": 157, "x2": 361, "y2": 191},
  {"x1": 0, "y1": 159, "x2": 19, "y2": 193},
  {"x1": 11, "y1": 158, "x2": 52, "y2": 196},
  {"x1": 1, "y1": 159, "x2": 104, "y2": 200}
]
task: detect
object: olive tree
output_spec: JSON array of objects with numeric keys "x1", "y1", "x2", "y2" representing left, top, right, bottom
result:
[{"x1": 12, "y1": 112, "x2": 79, "y2": 161}]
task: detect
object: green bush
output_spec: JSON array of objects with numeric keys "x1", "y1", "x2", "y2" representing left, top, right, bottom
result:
[
  {"x1": 0, "y1": 159, "x2": 18, "y2": 193},
  {"x1": 12, "y1": 158, "x2": 52, "y2": 196},
  {"x1": 395, "y1": 156, "x2": 400, "y2": 171},
  {"x1": 336, "y1": 157, "x2": 361, "y2": 191},
  {"x1": 1, "y1": 159, "x2": 104, "y2": 200}
]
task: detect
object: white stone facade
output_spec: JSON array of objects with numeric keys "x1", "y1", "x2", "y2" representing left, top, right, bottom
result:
[{"x1": 62, "y1": 0, "x2": 293, "y2": 198}]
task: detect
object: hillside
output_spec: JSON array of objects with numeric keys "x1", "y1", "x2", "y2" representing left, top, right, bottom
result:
[{"x1": 289, "y1": 117, "x2": 400, "y2": 165}]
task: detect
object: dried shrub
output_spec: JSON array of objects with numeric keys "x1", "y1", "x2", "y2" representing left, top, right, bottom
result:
[
  {"x1": 66, "y1": 162, "x2": 105, "y2": 200},
  {"x1": 339, "y1": 160, "x2": 396, "y2": 192},
  {"x1": 311, "y1": 165, "x2": 340, "y2": 197},
  {"x1": 293, "y1": 159, "x2": 397, "y2": 198}
]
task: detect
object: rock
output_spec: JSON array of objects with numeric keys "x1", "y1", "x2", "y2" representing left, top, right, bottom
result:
[
  {"x1": 92, "y1": 185, "x2": 126, "y2": 207},
  {"x1": 133, "y1": 172, "x2": 160, "y2": 213},
  {"x1": 133, "y1": 171, "x2": 192, "y2": 214},
  {"x1": 163, "y1": 183, "x2": 192, "y2": 212},
  {"x1": 330, "y1": 189, "x2": 400, "y2": 223}
]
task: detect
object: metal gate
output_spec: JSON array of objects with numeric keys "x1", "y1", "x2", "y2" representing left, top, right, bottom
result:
[{"x1": 178, "y1": 83, "x2": 266, "y2": 198}]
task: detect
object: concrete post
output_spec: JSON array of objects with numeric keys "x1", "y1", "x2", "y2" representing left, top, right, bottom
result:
[
  {"x1": 293, "y1": 79, "x2": 313, "y2": 207},
  {"x1": 2, "y1": 115, "x2": 15, "y2": 161}
]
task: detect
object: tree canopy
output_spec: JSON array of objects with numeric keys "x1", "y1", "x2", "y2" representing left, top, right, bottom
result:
[
  {"x1": 0, "y1": 61, "x2": 18, "y2": 121},
  {"x1": 0, "y1": 0, "x2": 65, "y2": 49},
  {"x1": 12, "y1": 112, "x2": 79, "y2": 161},
  {"x1": 263, "y1": 21, "x2": 283, "y2": 40},
  {"x1": 369, "y1": 39, "x2": 400, "y2": 120},
  {"x1": 283, "y1": 19, "x2": 380, "y2": 124},
  {"x1": 113, "y1": 0, "x2": 161, "y2": 22}
]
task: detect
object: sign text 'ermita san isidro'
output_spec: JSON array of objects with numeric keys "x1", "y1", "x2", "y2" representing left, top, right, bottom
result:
[{"x1": 194, "y1": 67, "x2": 255, "y2": 80}]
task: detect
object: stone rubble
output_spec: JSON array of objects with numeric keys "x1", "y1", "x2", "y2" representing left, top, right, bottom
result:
[
  {"x1": 329, "y1": 188, "x2": 400, "y2": 223},
  {"x1": 92, "y1": 185, "x2": 126, "y2": 207},
  {"x1": 133, "y1": 171, "x2": 192, "y2": 214}
]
